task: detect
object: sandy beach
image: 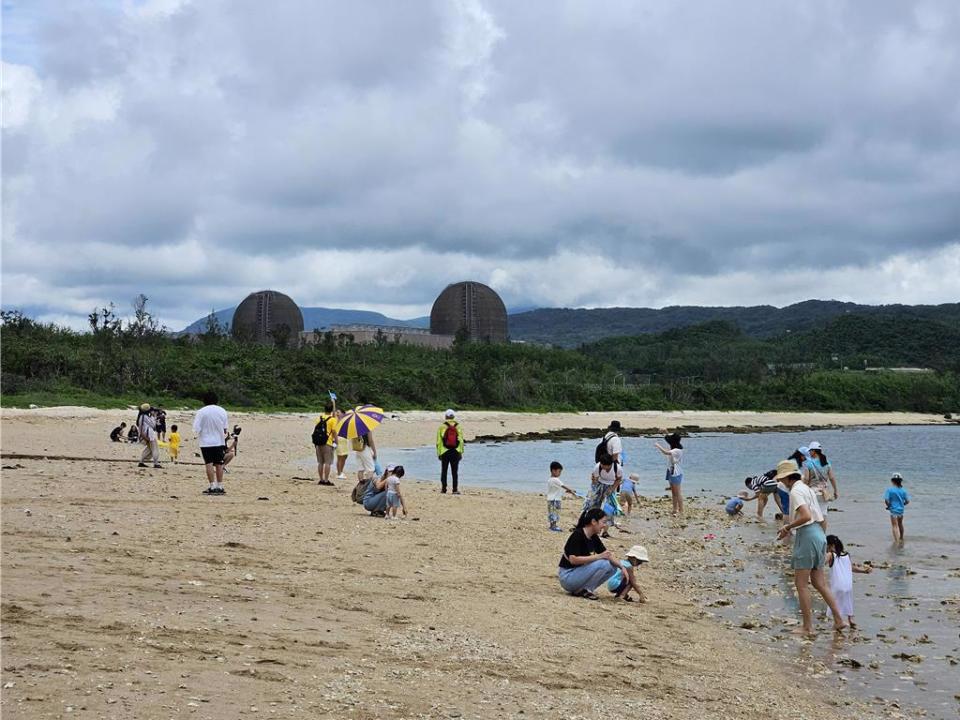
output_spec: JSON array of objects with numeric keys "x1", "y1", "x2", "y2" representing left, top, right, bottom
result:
[{"x1": 2, "y1": 408, "x2": 936, "y2": 719}]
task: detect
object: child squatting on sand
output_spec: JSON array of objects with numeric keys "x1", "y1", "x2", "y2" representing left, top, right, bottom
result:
[
  {"x1": 825, "y1": 534, "x2": 871, "y2": 629},
  {"x1": 546, "y1": 461, "x2": 578, "y2": 532},
  {"x1": 606, "y1": 544, "x2": 649, "y2": 602}
]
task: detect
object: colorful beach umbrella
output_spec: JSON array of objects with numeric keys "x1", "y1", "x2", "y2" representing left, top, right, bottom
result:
[{"x1": 336, "y1": 404, "x2": 384, "y2": 439}]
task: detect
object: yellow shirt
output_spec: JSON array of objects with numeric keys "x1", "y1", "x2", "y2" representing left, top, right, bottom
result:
[
  {"x1": 314, "y1": 415, "x2": 338, "y2": 446},
  {"x1": 168, "y1": 432, "x2": 181, "y2": 450}
]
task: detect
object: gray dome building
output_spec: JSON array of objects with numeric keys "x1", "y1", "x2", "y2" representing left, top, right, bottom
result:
[
  {"x1": 430, "y1": 281, "x2": 508, "y2": 342},
  {"x1": 232, "y1": 290, "x2": 304, "y2": 345}
]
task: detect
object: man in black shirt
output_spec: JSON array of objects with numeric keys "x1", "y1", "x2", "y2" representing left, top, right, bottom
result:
[
  {"x1": 109, "y1": 422, "x2": 127, "y2": 442},
  {"x1": 557, "y1": 508, "x2": 619, "y2": 600}
]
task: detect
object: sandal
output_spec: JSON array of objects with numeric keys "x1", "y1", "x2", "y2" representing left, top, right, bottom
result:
[{"x1": 579, "y1": 590, "x2": 600, "y2": 601}]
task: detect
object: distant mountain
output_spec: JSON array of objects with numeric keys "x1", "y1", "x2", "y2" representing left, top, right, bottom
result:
[
  {"x1": 181, "y1": 307, "x2": 430, "y2": 334},
  {"x1": 508, "y1": 300, "x2": 960, "y2": 346},
  {"x1": 183, "y1": 300, "x2": 960, "y2": 347}
]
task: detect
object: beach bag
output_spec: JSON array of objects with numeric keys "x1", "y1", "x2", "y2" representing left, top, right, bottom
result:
[
  {"x1": 351, "y1": 435, "x2": 366, "y2": 452},
  {"x1": 311, "y1": 415, "x2": 330, "y2": 446},
  {"x1": 594, "y1": 432, "x2": 614, "y2": 462},
  {"x1": 442, "y1": 423, "x2": 459, "y2": 450},
  {"x1": 351, "y1": 478, "x2": 370, "y2": 504}
]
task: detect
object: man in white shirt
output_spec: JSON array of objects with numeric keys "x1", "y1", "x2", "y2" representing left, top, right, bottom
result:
[
  {"x1": 193, "y1": 391, "x2": 229, "y2": 495},
  {"x1": 598, "y1": 421, "x2": 622, "y2": 463}
]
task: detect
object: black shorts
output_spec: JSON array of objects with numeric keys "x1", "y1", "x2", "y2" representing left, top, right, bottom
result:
[{"x1": 201, "y1": 445, "x2": 227, "y2": 465}]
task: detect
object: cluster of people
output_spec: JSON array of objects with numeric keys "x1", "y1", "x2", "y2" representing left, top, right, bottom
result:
[
  {"x1": 549, "y1": 420, "x2": 689, "y2": 603},
  {"x1": 107, "y1": 399, "x2": 915, "y2": 637},
  {"x1": 722, "y1": 441, "x2": 912, "y2": 637},
  {"x1": 312, "y1": 397, "x2": 368, "y2": 485},
  {"x1": 112, "y1": 393, "x2": 238, "y2": 495},
  {"x1": 110, "y1": 407, "x2": 181, "y2": 466}
]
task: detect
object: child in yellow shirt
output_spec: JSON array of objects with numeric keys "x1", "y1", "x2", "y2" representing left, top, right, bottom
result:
[{"x1": 167, "y1": 424, "x2": 181, "y2": 462}]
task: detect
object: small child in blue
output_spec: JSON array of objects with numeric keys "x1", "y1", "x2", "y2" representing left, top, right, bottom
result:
[
  {"x1": 606, "y1": 544, "x2": 649, "y2": 602},
  {"x1": 884, "y1": 473, "x2": 910, "y2": 543},
  {"x1": 384, "y1": 465, "x2": 407, "y2": 520},
  {"x1": 619, "y1": 473, "x2": 641, "y2": 515},
  {"x1": 546, "y1": 461, "x2": 578, "y2": 532},
  {"x1": 725, "y1": 490, "x2": 757, "y2": 517}
]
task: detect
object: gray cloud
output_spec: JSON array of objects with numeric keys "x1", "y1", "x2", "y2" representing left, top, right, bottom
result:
[{"x1": 2, "y1": 0, "x2": 959, "y2": 330}]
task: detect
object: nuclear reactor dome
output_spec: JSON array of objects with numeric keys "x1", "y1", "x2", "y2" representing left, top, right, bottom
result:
[
  {"x1": 232, "y1": 290, "x2": 304, "y2": 345},
  {"x1": 429, "y1": 281, "x2": 508, "y2": 342}
]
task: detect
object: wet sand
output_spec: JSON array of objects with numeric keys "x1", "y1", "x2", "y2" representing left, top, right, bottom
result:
[{"x1": 0, "y1": 408, "x2": 927, "y2": 719}]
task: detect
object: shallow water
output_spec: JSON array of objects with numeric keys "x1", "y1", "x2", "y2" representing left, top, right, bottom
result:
[{"x1": 371, "y1": 425, "x2": 960, "y2": 718}]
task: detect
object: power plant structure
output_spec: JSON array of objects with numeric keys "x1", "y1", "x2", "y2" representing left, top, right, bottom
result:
[
  {"x1": 429, "y1": 281, "x2": 509, "y2": 343},
  {"x1": 231, "y1": 290, "x2": 304, "y2": 345},
  {"x1": 228, "y1": 281, "x2": 508, "y2": 347}
]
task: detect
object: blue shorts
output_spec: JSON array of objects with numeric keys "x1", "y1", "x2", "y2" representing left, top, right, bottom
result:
[
  {"x1": 791, "y1": 523, "x2": 827, "y2": 570},
  {"x1": 666, "y1": 469, "x2": 683, "y2": 485},
  {"x1": 889, "y1": 510, "x2": 904, "y2": 518}
]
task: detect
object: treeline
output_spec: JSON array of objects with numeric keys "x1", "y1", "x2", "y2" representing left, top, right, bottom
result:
[
  {"x1": 510, "y1": 299, "x2": 960, "y2": 346},
  {"x1": 580, "y1": 316, "x2": 960, "y2": 381},
  {"x1": 1, "y1": 308, "x2": 958, "y2": 413}
]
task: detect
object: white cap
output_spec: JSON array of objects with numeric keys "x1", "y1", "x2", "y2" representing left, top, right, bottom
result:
[
  {"x1": 444, "y1": 409, "x2": 455, "y2": 418},
  {"x1": 808, "y1": 441, "x2": 822, "y2": 451},
  {"x1": 625, "y1": 545, "x2": 649, "y2": 563}
]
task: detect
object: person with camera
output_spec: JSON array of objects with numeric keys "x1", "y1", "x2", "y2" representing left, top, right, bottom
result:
[
  {"x1": 136, "y1": 403, "x2": 162, "y2": 469},
  {"x1": 193, "y1": 391, "x2": 230, "y2": 495}
]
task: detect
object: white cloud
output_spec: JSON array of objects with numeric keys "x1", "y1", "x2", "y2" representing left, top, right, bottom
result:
[{"x1": 2, "y1": 0, "x2": 959, "y2": 331}]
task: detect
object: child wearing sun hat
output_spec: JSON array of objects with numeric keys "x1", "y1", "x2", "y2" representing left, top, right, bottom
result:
[{"x1": 606, "y1": 545, "x2": 650, "y2": 602}]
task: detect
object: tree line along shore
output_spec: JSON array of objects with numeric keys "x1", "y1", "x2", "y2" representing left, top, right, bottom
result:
[{"x1": 2, "y1": 308, "x2": 958, "y2": 415}]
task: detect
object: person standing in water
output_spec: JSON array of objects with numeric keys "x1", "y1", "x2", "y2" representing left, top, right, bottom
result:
[
  {"x1": 884, "y1": 473, "x2": 910, "y2": 543},
  {"x1": 655, "y1": 432, "x2": 684, "y2": 515},
  {"x1": 775, "y1": 459, "x2": 846, "y2": 637}
]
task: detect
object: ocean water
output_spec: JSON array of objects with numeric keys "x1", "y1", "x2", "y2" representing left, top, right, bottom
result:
[{"x1": 378, "y1": 425, "x2": 960, "y2": 718}]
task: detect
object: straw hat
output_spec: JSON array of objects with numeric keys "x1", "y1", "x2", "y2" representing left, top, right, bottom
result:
[
  {"x1": 139, "y1": 403, "x2": 151, "y2": 411},
  {"x1": 625, "y1": 545, "x2": 649, "y2": 563},
  {"x1": 774, "y1": 458, "x2": 801, "y2": 481},
  {"x1": 737, "y1": 489, "x2": 751, "y2": 499}
]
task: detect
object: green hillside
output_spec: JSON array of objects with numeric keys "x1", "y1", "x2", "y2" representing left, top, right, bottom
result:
[
  {"x1": 2, "y1": 308, "x2": 957, "y2": 414},
  {"x1": 510, "y1": 300, "x2": 960, "y2": 346}
]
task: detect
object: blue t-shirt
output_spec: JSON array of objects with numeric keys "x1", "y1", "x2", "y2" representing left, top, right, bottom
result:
[
  {"x1": 884, "y1": 486, "x2": 909, "y2": 515},
  {"x1": 606, "y1": 560, "x2": 630, "y2": 593},
  {"x1": 725, "y1": 498, "x2": 744, "y2": 515}
]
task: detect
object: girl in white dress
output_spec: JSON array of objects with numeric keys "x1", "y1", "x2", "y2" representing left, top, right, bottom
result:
[{"x1": 825, "y1": 534, "x2": 872, "y2": 628}]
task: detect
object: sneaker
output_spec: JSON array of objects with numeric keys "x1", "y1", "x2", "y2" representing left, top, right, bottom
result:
[
  {"x1": 549, "y1": 526, "x2": 564, "y2": 532},
  {"x1": 452, "y1": 490, "x2": 461, "y2": 495},
  {"x1": 202, "y1": 488, "x2": 215, "y2": 495},
  {"x1": 336, "y1": 474, "x2": 347, "y2": 480},
  {"x1": 215, "y1": 487, "x2": 226, "y2": 495},
  {"x1": 440, "y1": 489, "x2": 447, "y2": 494},
  {"x1": 153, "y1": 464, "x2": 162, "y2": 469},
  {"x1": 138, "y1": 463, "x2": 148, "y2": 468}
]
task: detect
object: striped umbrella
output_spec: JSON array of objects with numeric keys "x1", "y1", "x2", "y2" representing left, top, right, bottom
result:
[{"x1": 336, "y1": 404, "x2": 384, "y2": 439}]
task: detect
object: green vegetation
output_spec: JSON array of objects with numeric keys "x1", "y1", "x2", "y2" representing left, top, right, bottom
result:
[
  {"x1": 510, "y1": 300, "x2": 960, "y2": 346},
  {"x1": 2, "y1": 305, "x2": 958, "y2": 414}
]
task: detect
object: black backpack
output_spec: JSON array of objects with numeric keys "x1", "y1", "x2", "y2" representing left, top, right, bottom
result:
[
  {"x1": 311, "y1": 415, "x2": 330, "y2": 446},
  {"x1": 594, "y1": 432, "x2": 614, "y2": 462}
]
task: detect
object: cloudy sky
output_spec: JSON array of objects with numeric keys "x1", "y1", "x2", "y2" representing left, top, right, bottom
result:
[{"x1": 3, "y1": 0, "x2": 959, "y2": 331}]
